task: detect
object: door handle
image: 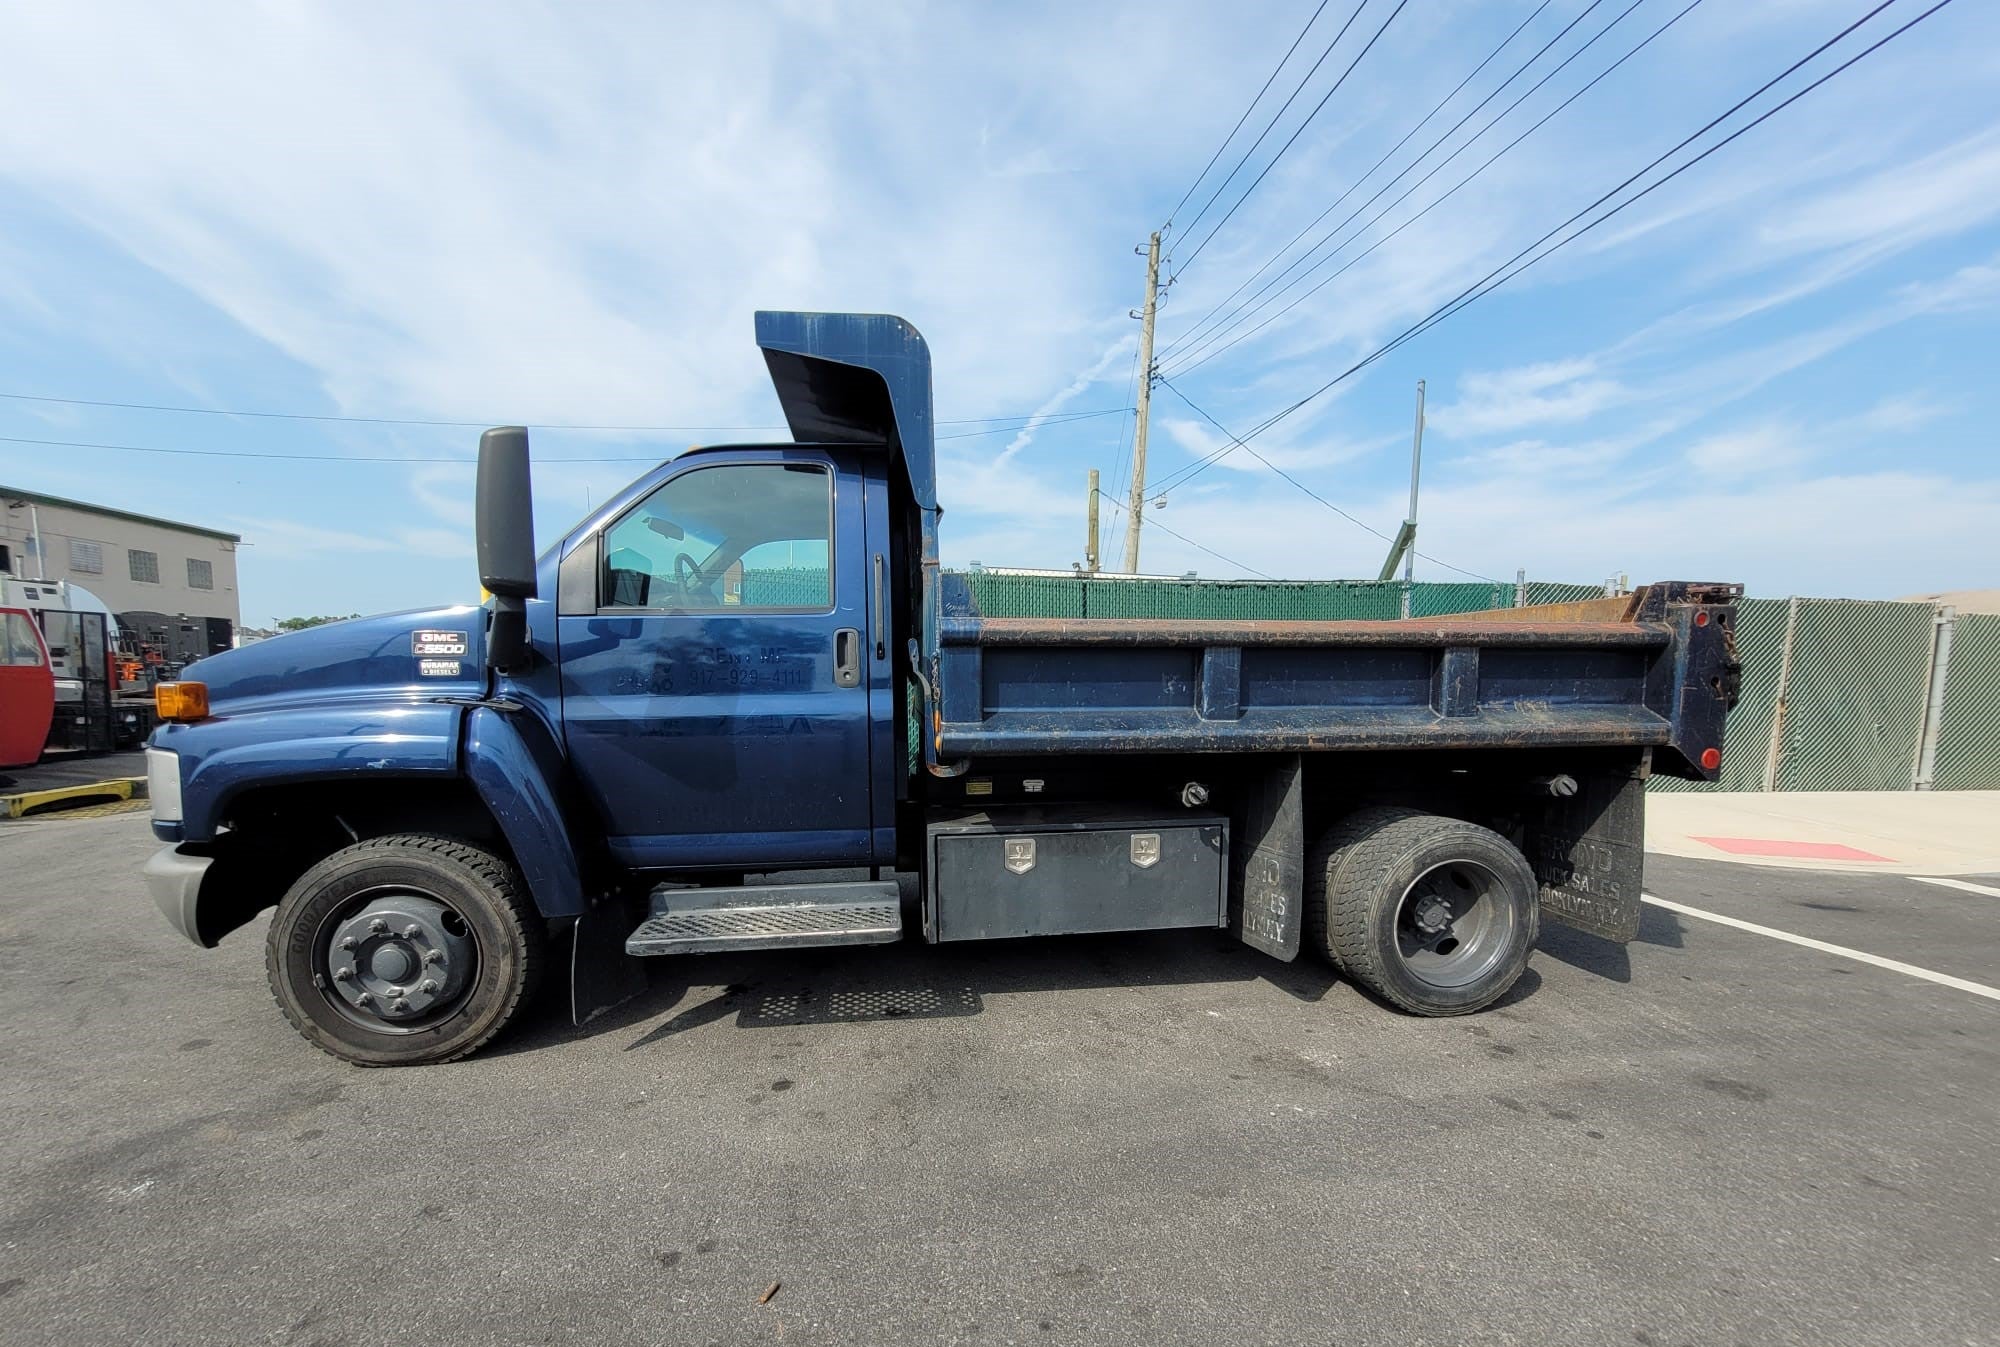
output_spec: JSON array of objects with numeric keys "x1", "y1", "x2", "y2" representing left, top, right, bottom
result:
[{"x1": 833, "y1": 628, "x2": 862, "y2": 687}]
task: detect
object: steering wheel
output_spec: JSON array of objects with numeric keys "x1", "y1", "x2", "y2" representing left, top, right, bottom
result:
[{"x1": 672, "y1": 551, "x2": 707, "y2": 600}]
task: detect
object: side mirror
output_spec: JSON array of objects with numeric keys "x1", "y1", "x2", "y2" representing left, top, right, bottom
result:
[
  {"x1": 476, "y1": 427, "x2": 537, "y2": 598},
  {"x1": 476, "y1": 427, "x2": 536, "y2": 672}
]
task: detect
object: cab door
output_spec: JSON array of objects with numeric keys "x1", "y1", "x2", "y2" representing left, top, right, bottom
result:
[
  {"x1": 555, "y1": 450, "x2": 876, "y2": 870},
  {"x1": 0, "y1": 608, "x2": 55, "y2": 768}
]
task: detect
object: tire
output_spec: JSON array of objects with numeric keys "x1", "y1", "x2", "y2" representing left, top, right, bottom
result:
[
  {"x1": 1305, "y1": 808, "x2": 1537, "y2": 1016},
  {"x1": 265, "y1": 834, "x2": 546, "y2": 1066}
]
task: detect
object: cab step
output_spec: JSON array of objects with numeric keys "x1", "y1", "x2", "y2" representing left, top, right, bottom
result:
[{"x1": 625, "y1": 881, "x2": 903, "y2": 956}]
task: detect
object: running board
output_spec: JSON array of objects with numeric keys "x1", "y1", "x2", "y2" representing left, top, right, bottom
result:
[{"x1": 625, "y1": 881, "x2": 903, "y2": 956}]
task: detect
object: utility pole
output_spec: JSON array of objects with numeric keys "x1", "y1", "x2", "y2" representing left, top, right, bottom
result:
[
  {"x1": 1121, "y1": 231, "x2": 1161, "y2": 574},
  {"x1": 1404, "y1": 378, "x2": 1424, "y2": 592},
  {"x1": 1085, "y1": 468, "x2": 1100, "y2": 572},
  {"x1": 1375, "y1": 379, "x2": 1425, "y2": 619}
]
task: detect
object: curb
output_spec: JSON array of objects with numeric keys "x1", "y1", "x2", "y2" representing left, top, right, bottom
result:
[{"x1": 0, "y1": 776, "x2": 149, "y2": 820}]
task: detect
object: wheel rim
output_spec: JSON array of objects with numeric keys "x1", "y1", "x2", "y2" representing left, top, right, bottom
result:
[
  {"x1": 311, "y1": 885, "x2": 480, "y2": 1035},
  {"x1": 1392, "y1": 860, "x2": 1518, "y2": 991}
]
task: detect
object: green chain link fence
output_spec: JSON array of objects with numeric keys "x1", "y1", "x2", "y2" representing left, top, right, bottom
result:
[
  {"x1": 1931, "y1": 612, "x2": 2000, "y2": 790},
  {"x1": 949, "y1": 571, "x2": 1995, "y2": 792},
  {"x1": 1771, "y1": 601, "x2": 1936, "y2": 791}
]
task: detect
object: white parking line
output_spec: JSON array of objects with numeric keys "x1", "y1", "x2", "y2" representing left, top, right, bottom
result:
[
  {"x1": 1640, "y1": 894, "x2": 2000, "y2": 1003},
  {"x1": 1909, "y1": 876, "x2": 2000, "y2": 899}
]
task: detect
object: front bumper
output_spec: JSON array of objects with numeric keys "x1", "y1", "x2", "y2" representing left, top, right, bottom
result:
[{"x1": 144, "y1": 845, "x2": 215, "y2": 947}]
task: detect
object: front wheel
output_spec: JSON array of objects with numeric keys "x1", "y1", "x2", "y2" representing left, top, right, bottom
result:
[
  {"x1": 1306, "y1": 808, "x2": 1538, "y2": 1016},
  {"x1": 266, "y1": 834, "x2": 545, "y2": 1066}
]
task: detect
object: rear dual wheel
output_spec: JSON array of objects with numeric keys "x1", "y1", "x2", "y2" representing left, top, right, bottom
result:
[
  {"x1": 266, "y1": 834, "x2": 545, "y2": 1066},
  {"x1": 1306, "y1": 808, "x2": 1538, "y2": 1016}
]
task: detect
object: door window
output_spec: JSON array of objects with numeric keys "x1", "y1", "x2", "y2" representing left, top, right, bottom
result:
[
  {"x1": 3, "y1": 612, "x2": 45, "y2": 666},
  {"x1": 601, "y1": 463, "x2": 831, "y2": 611}
]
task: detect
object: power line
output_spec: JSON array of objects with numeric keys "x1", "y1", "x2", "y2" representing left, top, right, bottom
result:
[
  {"x1": 1163, "y1": 0, "x2": 1609, "y2": 365},
  {"x1": 1164, "y1": 0, "x2": 1631, "y2": 372},
  {"x1": 1157, "y1": 0, "x2": 1555, "y2": 364},
  {"x1": 937, "y1": 408, "x2": 1132, "y2": 425},
  {"x1": 1233, "y1": 0, "x2": 1942, "y2": 447},
  {"x1": 0, "y1": 434, "x2": 626, "y2": 464},
  {"x1": 0, "y1": 408, "x2": 1136, "y2": 466},
  {"x1": 1157, "y1": 380, "x2": 1388, "y2": 537},
  {"x1": 1164, "y1": 0, "x2": 1334, "y2": 230},
  {"x1": 1169, "y1": 0, "x2": 1372, "y2": 252},
  {"x1": 1172, "y1": 0, "x2": 1414, "y2": 280},
  {"x1": 0, "y1": 388, "x2": 1129, "y2": 432},
  {"x1": 1092, "y1": 487, "x2": 1276, "y2": 579},
  {"x1": 935, "y1": 407, "x2": 1135, "y2": 440},
  {"x1": 1153, "y1": 380, "x2": 1501, "y2": 583},
  {"x1": 1154, "y1": 0, "x2": 1939, "y2": 507},
  {"x1": 1168, "y1": 0, "x2": 1699, "y2": 380}
]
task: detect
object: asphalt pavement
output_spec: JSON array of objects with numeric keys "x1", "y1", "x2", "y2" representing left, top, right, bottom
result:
[{"x1": 0, "y1": 812, "x2": 1995, "y2": 1347}]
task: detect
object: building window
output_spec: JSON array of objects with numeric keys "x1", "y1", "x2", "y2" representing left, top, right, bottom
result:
[
  {"x1": 129, "y1": 548, "x2": 160, "y2": 584},
  {"x1": 187, "y1": 557, "x2": 214, "y2": 590},
  {"x1": 0, "y1": 542, "x2": 11, "y2": 573},
  {"x1": 69, "y1": 539, "x2": 104, "y2": 574}
]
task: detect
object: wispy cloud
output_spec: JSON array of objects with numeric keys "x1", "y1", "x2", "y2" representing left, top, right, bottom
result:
[{"x1": 1, "y1": 1, "x2": 1995, "y2": 613}]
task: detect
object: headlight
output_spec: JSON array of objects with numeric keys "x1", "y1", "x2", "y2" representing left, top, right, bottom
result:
[{"x1": 147, "y1": 748, "x2": 183, "y2": 823}]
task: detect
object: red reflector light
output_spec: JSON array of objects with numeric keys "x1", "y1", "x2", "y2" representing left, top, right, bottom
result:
[
  {"x1": 1694, "y1": 610, "x2": 1710, "y2": 627},
  {"x1": 1700, "y1": 747, "x2": 1721, "y2": 771}
]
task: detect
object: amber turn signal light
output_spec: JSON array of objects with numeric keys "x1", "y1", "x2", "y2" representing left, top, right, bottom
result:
[{"x1": 155, "y1": 681, "x2": 210, "y2": 722}]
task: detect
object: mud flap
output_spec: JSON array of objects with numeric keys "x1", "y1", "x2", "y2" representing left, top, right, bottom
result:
[
  {"x1": 1227, "y1": 754, "x2": 1303, "y2": 961},
  {"x1": 1525, "y1": 769, "x2": 1646, "y2": 942},
  {"x1": 571, "y1": 893, "x2": 648, "y2": 1026}
]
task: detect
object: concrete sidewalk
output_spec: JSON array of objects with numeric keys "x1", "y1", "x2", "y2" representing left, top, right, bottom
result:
[{"x1": 1646, "y1": 790, "x2": 2000, "y2": 875}]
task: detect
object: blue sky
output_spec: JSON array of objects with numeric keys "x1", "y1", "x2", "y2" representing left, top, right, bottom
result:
[{"x1": 0, "y1": 0, "x2": 1994, "y2": 624}]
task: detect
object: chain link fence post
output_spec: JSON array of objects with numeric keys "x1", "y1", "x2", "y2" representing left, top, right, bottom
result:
[
  {"x1": 1761, "y1": 596, "x2": 1802, "y2": 792},
  {"x1": 1913, "y1": 605, "x2": 1957, "y2": 790}
]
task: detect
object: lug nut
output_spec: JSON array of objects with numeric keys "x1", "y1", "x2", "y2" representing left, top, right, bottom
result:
[
  {"x1": 423, "y1": 949, "x2": 443, "y2": 965},
  {"x1": 338, "y1": 936, "x2": 358, "y2": 951},
  {"x1": 390, "y1": 998, "x2": 410, "y2": 1013},
  {"x1": 356, "y1": 993, "x2": 373, "y2": 1007},
  {"x1": 333, "y1": 967, "x2": 355, "y2": 982},
  {"x1": 418, "y1": 980, "x2": 439, "y2": 995},
  {"x1": 402, "y1": 924, "x2": 421, "y2": 939},
  {"x1": 369, "y1": 918, "x2": 389, "y2": 935}
]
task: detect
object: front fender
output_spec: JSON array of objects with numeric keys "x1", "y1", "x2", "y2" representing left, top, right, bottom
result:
[
  {"x1": 164, "y1": 700, "x2": 463, "y2": 841},
  {"x1": 464, "y1": 706, "x2": 587, "y2": 918}
]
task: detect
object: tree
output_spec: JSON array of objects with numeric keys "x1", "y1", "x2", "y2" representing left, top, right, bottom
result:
[{"x1": 274, "y1": 614, "x2": 360, "y2": 632}]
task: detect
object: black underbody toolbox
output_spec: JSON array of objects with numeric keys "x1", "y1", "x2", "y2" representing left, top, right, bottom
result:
[{"x1": 926, "y1": 805, "x2": 1228, "y2": 942}]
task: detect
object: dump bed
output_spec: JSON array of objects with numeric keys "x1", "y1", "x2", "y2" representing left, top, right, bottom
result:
[{"x1": 930, "y1": 579, "x2": 1742, "y2": 781}]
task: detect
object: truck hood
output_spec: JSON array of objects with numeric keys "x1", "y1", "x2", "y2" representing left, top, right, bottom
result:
[{"x1": 184, "y1": 605, "x2": 487, "y2": 712}]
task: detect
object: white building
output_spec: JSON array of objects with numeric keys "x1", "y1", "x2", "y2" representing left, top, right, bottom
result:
[{"x1": 0, "y1": 486, "x2": 241, "y2": 659}]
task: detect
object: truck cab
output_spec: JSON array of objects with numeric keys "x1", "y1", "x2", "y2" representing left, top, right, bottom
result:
[{"x1": 143, "y1": 311, "x2": 1740, "y2": 1066}]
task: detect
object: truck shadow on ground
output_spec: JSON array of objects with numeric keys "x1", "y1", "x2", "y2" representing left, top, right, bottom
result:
[
  {"x1": 493, "y1": 920, "x2": 1564, "y2": 1058},
  {"x1": 1533, "y1": 902, "x2": 1687, "y2": 984},
  {"x1": 487, "y1": 928, "x2": 1350, "y2": 1058}
]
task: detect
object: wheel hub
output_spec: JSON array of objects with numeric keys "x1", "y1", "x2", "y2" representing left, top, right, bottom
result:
[
  {"x1": 1412, "y1": 894, "x2": 1455, "y2": 936},
  {"x1": 1393, "y1": 859, "x2": 1517, "y2": 992},
  {"x1": 325, "y1": 894, "x2": 473, "y2": 1022}
]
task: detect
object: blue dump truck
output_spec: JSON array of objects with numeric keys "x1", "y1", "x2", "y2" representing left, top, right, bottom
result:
[{"x1": 141, "y1": 312, "x2": 1741, "y2": 1066}]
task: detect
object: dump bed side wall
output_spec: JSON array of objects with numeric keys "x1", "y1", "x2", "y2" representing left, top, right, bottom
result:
[{"x1": 928, "y1": 578, "x2": 1739, "y2": 780}]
